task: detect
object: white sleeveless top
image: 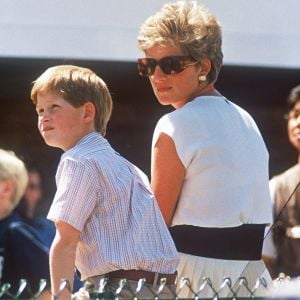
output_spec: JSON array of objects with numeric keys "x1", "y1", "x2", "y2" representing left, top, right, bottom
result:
[{"x1": 152, "y1": 96, "x2": 272, "y2": 228}]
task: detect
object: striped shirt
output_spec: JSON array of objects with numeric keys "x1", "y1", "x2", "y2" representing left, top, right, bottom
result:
[{"x1": 47, "y1": 132, "x2": 179, "y2": 280}]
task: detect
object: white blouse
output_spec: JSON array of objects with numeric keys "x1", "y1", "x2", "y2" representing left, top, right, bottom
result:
[{"x1": 152, "y1": 96, "x2": 272, "y2": 228}]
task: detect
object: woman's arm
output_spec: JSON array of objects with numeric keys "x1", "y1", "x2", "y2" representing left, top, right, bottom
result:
[{"x1": 151, "y1": 132, "x2": 186, "y2": 226}]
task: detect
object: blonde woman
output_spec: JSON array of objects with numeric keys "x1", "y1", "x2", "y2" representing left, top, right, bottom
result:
[{"x1": 138, "y1": 1, "x2": 272, "y2": 297}]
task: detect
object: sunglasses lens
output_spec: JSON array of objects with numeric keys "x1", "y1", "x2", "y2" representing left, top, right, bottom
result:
[
  {"x1": 138, "y1": 58, "x2": 156, "y2": 76},
  {"x1": 160, "y1": 57, "x2": 184, "y2": 74},
  {"x1": 137, "y1": 56, "x2": 196, "y2": 76}
]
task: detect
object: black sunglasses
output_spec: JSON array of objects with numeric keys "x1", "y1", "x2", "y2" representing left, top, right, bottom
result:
[{"x1": 137, "y1": 55, "x2": 197, "y2": 76}]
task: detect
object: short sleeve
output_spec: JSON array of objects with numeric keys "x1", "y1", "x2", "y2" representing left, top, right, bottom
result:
[
  {"x1": 152, "y1": 114, "x2": 191, "y2": 168},
  {"x1": 152, "y1": 115, "x2": 175, "y2": 148},
  {"x1": 47, "y1": 158, "x2": 97, "y2": 231}
]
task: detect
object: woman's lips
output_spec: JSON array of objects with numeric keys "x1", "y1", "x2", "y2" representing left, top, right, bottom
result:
[{"x1": 156, "y1": 86, "x2": 172, "y2": 93}]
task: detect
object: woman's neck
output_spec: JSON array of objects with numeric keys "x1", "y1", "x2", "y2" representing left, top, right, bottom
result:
[
  {"x1": 173, "y1": 84, "x2": 222, "y2": 109},
  {"x1": 187, "y1": 84, "x2": 221, "y2": 104},
  {"x1": 197, "y1": 84, "x2": 221, "y2": 97}
]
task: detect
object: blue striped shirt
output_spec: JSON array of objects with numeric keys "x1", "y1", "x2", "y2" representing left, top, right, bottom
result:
[{"x1": 47, "y1": 132, "x2": 179, "y2": 280}]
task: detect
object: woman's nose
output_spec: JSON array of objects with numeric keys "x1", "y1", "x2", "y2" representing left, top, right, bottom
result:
[{"x1": 151, "y1": 65, "x2": 166, "y2": 80}]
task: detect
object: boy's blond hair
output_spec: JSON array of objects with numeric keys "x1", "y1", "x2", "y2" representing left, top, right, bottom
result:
[
  {"x1": 0, "y1": 149, "x2": 28, "y2": 207},
  {"x1": 31, "y1": 65, "x2": 113, "y2": 136}
]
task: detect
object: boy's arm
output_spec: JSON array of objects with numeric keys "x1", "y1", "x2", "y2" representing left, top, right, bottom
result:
[{"x1": 50, "y1": 221, "x2": 80, "y2": 300}]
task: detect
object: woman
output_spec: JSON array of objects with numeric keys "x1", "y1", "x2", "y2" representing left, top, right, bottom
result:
[{"x1": 137, "y1": 1, "x2": 272, "y2": 298}]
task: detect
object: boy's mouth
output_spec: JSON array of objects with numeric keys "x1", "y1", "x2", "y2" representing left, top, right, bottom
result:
[{"x1": 41, "y1": 126, "x2": 54, "y2": 133}]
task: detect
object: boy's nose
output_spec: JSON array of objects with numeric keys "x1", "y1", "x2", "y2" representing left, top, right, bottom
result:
[{"x1": 40, "y1": 110, "x2": 50, "y2": 121}]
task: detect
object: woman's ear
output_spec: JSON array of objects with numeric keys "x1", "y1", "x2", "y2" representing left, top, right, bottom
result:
[
  {"x1": 83, "y1": 102, "x2": 96, "y2": 122},
  {"x1": 198, "y1": 58, "x2": 212, "y2": 77}
]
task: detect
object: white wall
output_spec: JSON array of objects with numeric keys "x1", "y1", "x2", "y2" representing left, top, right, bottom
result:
[{"x1": 0, "y1": 0, "x2": 299, "y2": 68}]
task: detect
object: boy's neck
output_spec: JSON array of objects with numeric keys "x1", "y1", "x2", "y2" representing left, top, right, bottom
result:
[{"x1": 62, "y1": 129, "x2": 96, "y2": 152}]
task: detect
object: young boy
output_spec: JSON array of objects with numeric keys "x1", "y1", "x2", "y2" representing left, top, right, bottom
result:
[
  {"x1": 0, "y1": 149, "x2": 50, "y2": 296},
  {"x1": 31, "y1": 65, "x2": 179, "y2": 299}
]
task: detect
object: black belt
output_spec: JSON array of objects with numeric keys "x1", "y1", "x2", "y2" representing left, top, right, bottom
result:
[{"x1": 169, "y1": 224, "x2": 266, "y2": 260}]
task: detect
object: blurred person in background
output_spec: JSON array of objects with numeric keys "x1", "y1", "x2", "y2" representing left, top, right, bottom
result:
[
  {"x1": 0, "y1": 149, "x2": 50, "y2": 296},
  {"x1": 263, "y1": 85, "x2": 300, "y2": 278},
  {"x1": 15, "y1": 164, "x2": 55, "y2": 248}
]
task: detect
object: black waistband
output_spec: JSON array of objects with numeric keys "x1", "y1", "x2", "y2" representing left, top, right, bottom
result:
[{"x1": 169, "y1": 224, "x2": 266, "y2": 260}]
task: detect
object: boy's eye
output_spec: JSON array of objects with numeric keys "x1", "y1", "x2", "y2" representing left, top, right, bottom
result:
[
  {"x1": 51, "y1": 104, "x2": 60, "y2": 110},
  {"x1": 36, "y1": 108, "x2": 44, "y2": 116}
]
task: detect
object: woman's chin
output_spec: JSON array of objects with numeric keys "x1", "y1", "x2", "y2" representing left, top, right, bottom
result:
[{"x1": 157, "y1": 97, "x2": 172, "y2": 106}]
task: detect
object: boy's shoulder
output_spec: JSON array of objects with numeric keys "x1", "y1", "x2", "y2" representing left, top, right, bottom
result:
[
  {"x1": 65, "y1": 132, "x2": 112, "y2": 158},
  {"x1": 59, "y1": 135, "x2": 116, "y2": 173}
]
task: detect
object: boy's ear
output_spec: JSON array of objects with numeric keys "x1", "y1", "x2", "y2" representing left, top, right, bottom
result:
[{"x1": 83, "y1": 102, "x2": 96, "y2": 122}]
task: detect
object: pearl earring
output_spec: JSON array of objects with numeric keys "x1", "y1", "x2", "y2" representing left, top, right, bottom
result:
[{"x1": 198, "y1": 75, "x2": 206, "y2": 82}]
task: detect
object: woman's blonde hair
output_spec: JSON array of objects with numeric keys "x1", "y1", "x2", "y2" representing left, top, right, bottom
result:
[
  {"x1": 138, "y1": 1, "x2": 223, "y2": 84},
  {"x1": 31, "y1": 65, "x2": 113, "y2": 136},
  {"x1": 0, "y1": 149, "x2": 28, "y2": 207}
]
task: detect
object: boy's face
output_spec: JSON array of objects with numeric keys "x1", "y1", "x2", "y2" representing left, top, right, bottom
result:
[
  {"x1": 0, "y1": 180, "x2": 15, "y2": 220},
  {"x1": 36, "y1": 90, "x2": 89, "y2": 151}
]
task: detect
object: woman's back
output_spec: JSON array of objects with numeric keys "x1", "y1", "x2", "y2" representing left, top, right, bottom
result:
[{"x1": 153, "y1": 96, "x2": 272, "y2": 227}]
